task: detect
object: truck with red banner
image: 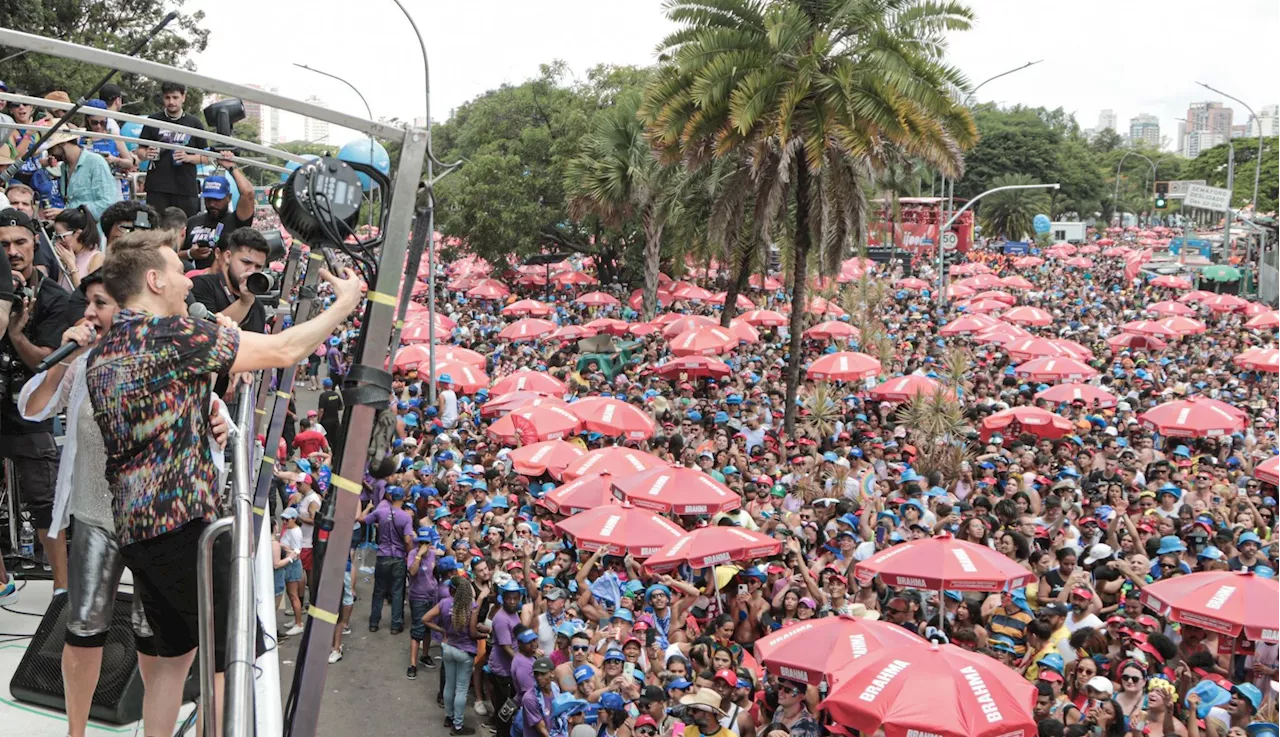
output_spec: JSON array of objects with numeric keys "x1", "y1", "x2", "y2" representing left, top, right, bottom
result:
[{"x1": 866, "y1": 197, "x2": 974, "y2": 262}]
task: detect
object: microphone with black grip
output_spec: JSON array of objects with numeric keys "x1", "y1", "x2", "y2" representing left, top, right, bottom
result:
[{"x1": 35, "y1": 326, "x2": 95, "y2": 373}]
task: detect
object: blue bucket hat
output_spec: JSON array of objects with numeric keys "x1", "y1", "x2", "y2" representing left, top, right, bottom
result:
[{"x1": 1156, "y1": 536, "x2": 1187, "y2": 555}]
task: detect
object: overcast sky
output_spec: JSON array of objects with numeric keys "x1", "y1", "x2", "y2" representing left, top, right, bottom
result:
[{"x1": 190, "y1": 0, "x2": 1278, "y2": 149}]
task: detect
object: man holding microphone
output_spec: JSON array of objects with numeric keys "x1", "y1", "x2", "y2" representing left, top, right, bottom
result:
[{"x1": 85, "y1": 230, "x2": 364, "y2": 736}]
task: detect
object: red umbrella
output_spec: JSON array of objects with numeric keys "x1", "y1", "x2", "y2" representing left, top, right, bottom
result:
[
  {"x1": 752, "y1": 616, "x2": 926, "y2": 686},
  {"x1": 1140, "y1": 571, "x2": 1279, "y2": 642},
  {"x1": 739, "y1": 309, "x2": 788, "y2": 327},
  {"x1": 1241, "y1": 301, "x2": 1269, "y2": 317},
  {"x1": 466, "y1": 279, "x2": 511, "y2": 300},
  {"x1": 569, "y1": 397, "x2": 655, "y2": 440},
  {"x1": 538, "y1": 473, "x2": 617, "y2": 514},
  {"x1": 575, "y1": 291, "x2": 621, "y2": 307},
  {"x1": 585, "y1": 318, "x2": 631, "y2": 335},
  {"x1": 1001, "y1": 306, "x2": 1053, "y2": 327},
  {"x1": 629, "y1": 322, "x2": 660, "y2": 337},
  {"x1": 998, "y1": 275, "x2": 1034, "y2": 290},
  {"x1": 1078, "y1": 244, "x2": 1100, "y2": 254},
  {"x1": 655, "y1": 355, "x2": 732, "y2": 380},
  {"x1": 1234, "y1": 347, "x2": 1280, "y2": 373},
  {"x1": 822, "y1": 642, "x2": 1037, "y2": 737},
  {"x1": 1106, "y1": 333, "x2": 1168, "y2": 351},
  {"x1": 446, "y1": 275, "x2": 478, "y2": 291},
  {"x1": 1121, "y1": 319, "x2": 1181, "y2": 338},
  {"x1": 552, "y1": 270, "x2": 598, "y2": 287},
  {"x1": 973, "y1": 323, "x2": 1030, "y2": 346},
  {"x1": 661, "y1": 315, "x2": 718, "y2": 338},
  {"x1": 555, "y1": 502, "x2": 685, "y2": 557},
  {"x1": 972, "y1": 290, "x2": 1017, "y2": 305},
  {"x1": 1157, "y1": 316, "x2": 1207, "y2": 336},
  {"x1": 727, "y1": 319, "x2": 760, "y2": 344},
  {"x1": 956, "y1": 274, "x2": 1002, "y2": 290},
  {"x1": 491, "y1": 370, "x2": 568, "y2": 397},
  {"x1": 646, "y1": 526, "x2": 783, "y2": 573},
  {"x1": 1177, "y1": 290, "x2": 1217, "y2": 304},
  {"x1": 805, "y1": 320, "x2": 860, "y2": 341},
  {"x1": 1150, "y1": 274, "x2": 1194, "y2": 289},
  {"x1": 627, "y1": 289, "x2": 671, "y2": 310},
  {"x1": 1103, "y1": 246, "x2": 1130, "y2": 257},
  {"x1": 507, "y1": 440, "x2": 586, "y2": 477},
  {"x1": 1201, "y1": 293, "x2": 1248, "y2": 312},
  {"x1": 1244, "y1": 308, "x2": 1280, "y2": 327},
  {"x1": 1035, "y1": 382, "x2": 1118, "y2": 408},
  {"x1": 1146, "y1": 300, "x2": 1197, "y2": 317},
  {"x1": 671, "y1": 282, "x2": 712, "y2": 301},
  {"x1": 869, "y1": 375, "x2": 941, "y2": 403},
  {"x1": 748, "y1": 274, "x2": 784, "y2": 290},
  {"x1": 1012, "y1": 256, "x2": 1044, "y2": 267},
  {"x1": 514, "y1": 272, "x2": 548, "y2": 287},
  {"x1": 435, "y1": 347, "x2": 487, "y2": 369},
  {"x1": 1138, "y1": 397, "x2": 1246, "y2": 438},
  {"x1": 981, "y1": 406, "x2": 1074, "y2": 440},
  {"x1": 480, "y1": 392, "x2": 562, "y2": 419},
  {"x1": 1005, "y1": 338, "x2": 1090, "y2": 362},
  {"x1": 806, "y1": 351, "x2": 882, "y2": 382},
  {"x1": 895, "y1": 278, "x2": 930, "y2": 291},
  {"x1": 487, "y1": 403, "x2": 583, "y2": 443},
  {"x1": 670, "y1": 326, "x2": 738, "y2": 357},
  {"x1": 498, "y1": 318, "x2": 558, "y2": 342},
  {"x1": 944, "y1": 284, "x2": 976, "y2": 299},
  {"x1": 854, "y1": 532, "x2": 1037, "y2": 592},
  {"x1": 1065, "y1": 256, "x2": 1094, "y2": 268},
  {"x1": 502, "y1": 298, "x2": 553, "y2": 317},
  {"x1": 938, "y1": 314, "x2": 1001, "y2": 336},
  {"x1": 399, "y1": 321, "x2": 444, "y2": 345},
  {"x1": 549, "y1": 325, "x2": 598, "y2": 341},
  {"x1": 960, "y1": 298, "x2": 1006, "y2": 314},
  {"x1": 1096, "y1": 238, "x2": 1115, "y2": 246},
  {"x1": 432, "y1": 361, "x2": 489, "y2": 393},
  {"x1": 1256, "y1": 456, "x2": 1279, "y2": 486},
  {"x1": 708, "y1": 291, "x2": 755, "y2": 309},
  {"x1": 1013, "y1": 357, "x2": 1098, "y2": 382},
  {"x1": 391, "y1": 344, "x2": 434, "y2": 372},
  {"x1": 613, "y1": 466, "x2": 740, "y2": 515},
  {"x1": 1047, "y1": 243, "x2": 1078, "y2": 256},
  {"x1": 562, "y1": 447, "x2": 668, "y2": 482}
]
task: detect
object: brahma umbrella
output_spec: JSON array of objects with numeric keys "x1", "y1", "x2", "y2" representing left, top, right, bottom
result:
[
  {"x1": 1005, "y1": 338, "x2": 1090, "y2": 362},
  {"x1": 748, "y1": 274, "x2": 784, "y2": 290},
  {"x1": 1200, "y1": 293, "x2": 1248, "y2": 312},
  {"x1": 956, "y1": 275, "x2": 1002, "y2": 290},
  {"x1": 1034, "y1": 382, "x2": 1118, "y2": 409},
  {"x1": 575, "y1": 291, "x2": 621, "y2": 307},
  {"x1": 549, "y1": 325, "x2": 598, "y2": 341},
  {"x1": 569, "y1": 397, "x2": 656, "y2": 440},
  {"x1": 561, "y1": 447, "x2": 668, "y2": 482},
  {"x1": 613, "y1": 466, "x2": 740, "y2": 515},
  {"x1": 431, "y1": 361, "x2": 489, "y2": 393},
  {"x1": 981, "y1": 406, "x2": 1073, "y2": 440},
  {"x1": 487, "y1": 403, "x2": 583, "y2": 444},
  {"x1": 655, "y1": 355, "x2": 732, "y2": 380},
  {"x1": 998, "y1": 275, "x2": 1034, "y2": 290},
  {"x1": 1156, "y1": 316, "x2": 1207, "y2": 336},
  {"x1": 465, "y1": 279, "x2": 511, "y2": 300},
  {"x1": 502, "y1": 299, "x2": 553, "y2": 317},
  {"x1": 1106, "y1": 333, "x2": 1168, "y2": 351},
  {"x1": 480, "y1": 392, "x2": 562, "y2": 419},
  {"x1": 944, "y1": 284, "x2": 976, "y2": 299},
  {"x1": 508, "y1": 440, "x2": 586, "y2": 478},
  {"x1": 895, "y1": 278, "x2": 930, "y2": 291},
  {"x1": 661, "y1": 315, "x2": 718, "y2": 338},
  {"x1": 708, "y1": 291, "x2": 755, "y2": 309},
  {"x1": 805, "y1": 320, "x2": 860, "y2": 341},
  {"x1": 960, "y1": 298, "x2": 1007, "y2": 314},
  {"x1": 491, "y1": 370, "x2": 568, "y2": 397},
  {"x1": 1121, "y1": 320, "x2": 1181, "y2": 338},
  {"x1": 822, "y1": 643, "x2": 1036, "y2": 737},
  {"x1": 1245, "y1": 310, "x2": 1279, "y2": 329},
  {"x1": 1146, "y1": 300, "x2": 1197, "y2": 317},
  {"x1": 854, "y1": 532, "x2": 1037, "y2": 592},
  {"x1": 435, "y1": 347, "x2": 487, "y2": 369},
  {"x1": 938, "y1": 314, "x2": 1001, "y2": 336},
  {"x1": 869, "y1": 375, "x2": 942, "y2": 403},
  {"x1": 670, "y1": 282, "x2": 712, "y2": 301},
  {"x1": 1001, "y1": 306, "x2": 1053, "y2": 327},
  {"x1": 1012, "y1": 256, "x2": 1044, "y2": 267},
  {"x1": 1233, "y1": 347, "x2": 1279, "y2": 373},
  {"x1": 391, "y1": 344, "x2": 434, "y2": 372},
  {"x1": 646, "y1": 526, "x2": 783, "y2": 573},
  {"x1": 806, "y1": 352, "x2": 882, "y2": 382},
  {"x1": 552, "y1": 270, "x2": 598, "y2": 287},
  {"x1": 1256, "y1": 456, "x2": 1279, "y2": 486},
  {"x1": 753, "y1": 615, "x2": 926, "y2": 687},
  {"x1": 555, "y1": 502, "x2": 686, "y2": 557},
  {"x1": 1140, "y1": 571, "x2": 1278, "y2": 642},
  {"x1": 1138, "y1": 397, "x2": 1246, "y2": 438},
  {"x1": 498, "y1": 318, "x2": 558, "y2": 342},
  {"x1": 728, "y1": 319, "x2": 760, "y2": 344},
  {"x1": 738, "y1": 309, "x2": 788, "y2": 327},
  {"x1": 971, "y1": 290, "x2": 1017, "y2": 305},
  {"x1": 1013, "y1": 357, "x2": 1098, "y2": 382},
  {"x1": 537, "y1": 473, "x2": 617, "y2": 514},
  {"x1": 669, "y1": 326, "x2": 738, "y2": 357},
  {"x1": 584, "y1": 318, "x2": 631, "y2": 335}
]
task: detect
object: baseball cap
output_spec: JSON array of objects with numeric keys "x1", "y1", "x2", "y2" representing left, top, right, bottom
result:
[
  {"x1": 714, "y1": 669, "x2": 737, "y2": 687},
  {"x1": 603, "y1": 649, "x2": 625, "y2": 662},
  {"x1": 598, "y1": 692, "x2": 626, "y2": 711},
  {"x1": 280, "y1": 507, "x2": 299, "y2": 520},
  {"x1": 1086, "y1": 676, "x2": 1115, "y2": 696},
  {"x1": 517, "y1": 629, "x2": 539, "y2": 644},
  {"x1": 573, "y1": 665, "x2": 595, "y2": 683},
  {"x1": 532, "y1": 656, "x2": 555, "y2": 673},
  {"x1": 201, "y1": 175, "x2": 231, "y2": 200}
]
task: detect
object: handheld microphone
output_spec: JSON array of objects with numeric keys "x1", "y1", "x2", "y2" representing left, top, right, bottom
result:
[
  {"x1": 36, "y1": 326, "x2": 97, "y2": 373},
  {"x1": 188, "y1": 302, "x2": 213, "y2": 321}
]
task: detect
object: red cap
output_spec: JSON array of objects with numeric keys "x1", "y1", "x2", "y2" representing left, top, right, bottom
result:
[
  {"x1": 1038, "y1": 670, "x2": 1064, "y2": 683},
  {"x1": 1072, "y1": 587, "x2": 1094, "y2": 600},
  {"x1": 504, "y1": 560, "x2": 524, "y2": 572},
  {"x1": 714, "y1": 669, "x2": 738, "y2": 686},
  {"x1": 635, "y1": 716, "x2": 658, "y2": 730}
]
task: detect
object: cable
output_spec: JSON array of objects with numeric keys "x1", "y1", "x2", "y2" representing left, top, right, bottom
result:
[{"x1": 1, "y1": 605, "x2": 43, "y2": 617}]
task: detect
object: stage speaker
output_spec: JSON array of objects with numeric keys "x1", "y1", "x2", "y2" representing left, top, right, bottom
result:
[{"x1": 9, "y1": 590, "x2": 199, "y2": 724}]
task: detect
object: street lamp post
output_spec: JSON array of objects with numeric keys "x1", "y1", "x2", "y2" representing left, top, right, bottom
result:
[
  {"x1": 1112, "y1": 151, "x2": 1156, "y2": 228},
  {"x1": 1178, "y1": 117, "x2": 1235, "y2": 253},
  {"x1": 937, "y1": 182, "x2": 1060, "y2": 304},
  {"x1": 1199, "y1": 82, "x2": 1265, "y2": 266},
  {"x1": 941, "y1": 60, "x2": 1044, "y2": 224}
]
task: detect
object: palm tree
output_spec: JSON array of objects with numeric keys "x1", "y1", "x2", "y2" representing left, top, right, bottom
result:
[
  {"x1": 642, "y1": 0, "x2": 977, "y2": 434},
  {"x1": 977, "y1": 173, "x2": 1050, "y2": 241},
  {"x1": 565, "y1": 91, "x2": 677, "y2": 319}
]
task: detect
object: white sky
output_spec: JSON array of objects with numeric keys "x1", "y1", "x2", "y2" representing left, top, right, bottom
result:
[{"x1": 190, "y1": 0, "x2": 1278, "y2": 150}]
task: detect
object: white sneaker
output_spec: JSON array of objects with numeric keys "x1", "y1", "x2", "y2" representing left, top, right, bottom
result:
[
  {"x1": 328, "y1": 649, "x2": 343, "y2": 664},
  {"x1": 474, "y1": 701, "x2": 490, "y2": 717},
  {"x1": 285, "y1": 624, "x2": 305, "y2": 636},
  {"x1": 284, "y1": 607, "x2": 295, "y2": 616}
]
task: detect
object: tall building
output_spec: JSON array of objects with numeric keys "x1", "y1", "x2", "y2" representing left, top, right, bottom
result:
[
  {"x1": 1185, "y1": 101, "x2": 1233, "y2": 136},
  {"x1": 1129, "y1": 114, "x2": 1160, "y2": 148},
  {"x1": 1097, "y1": 109, "x2": 1118, "y2": 132},
  {"x1": 1248, "y1": 104, "x2": 1279, "y2": 138},
  {"x1": 243, "y1": 83, "x2": 282, "y2": 144},
  {"x1": 1231, "y1": 125, "x2": 1249, "y2": 139},
  {"x1": 1183, "y1": 130, "x2": 1224, "y2": 159},
  {"x1": 302, "y1": 95, "x2": 330, "y2": 144}
]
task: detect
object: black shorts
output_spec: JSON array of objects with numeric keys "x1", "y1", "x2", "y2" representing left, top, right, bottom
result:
[
  {"x1": 121, "y1": 520, "x2": 264, "y2": 669},
  {"x1": 0, "y1": 432, "x2": 58, "y2": 530}
]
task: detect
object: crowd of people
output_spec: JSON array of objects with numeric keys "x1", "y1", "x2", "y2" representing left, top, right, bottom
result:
[{"x1": 0, "y1": 81, "x2": 1276, "y2": 737}]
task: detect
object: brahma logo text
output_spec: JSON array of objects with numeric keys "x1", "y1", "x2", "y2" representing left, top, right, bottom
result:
[
  {"x1": 952, "y1": 548, "x2": 977, "y2": 573},
  {"x1": 779, "y1": 666, "x2": 810, "y2": 682},
  {"x1": 1204, "y1": 585, "x2": 1236, "y2": 611},
  {"x1": 895, "y1": 577, "x2": 927, "y2": 587},
  {"x1": 960, "y1": 666, "x2": 1004, "y2": 723},
  {"x1": 682, "y1": 505, "x2": 708, "y2": 514},
  {"x1": 701, "y1": 552, "x2": 732, "y2": 566},
  {"x1": 598, "y1": 515, "x2": 622, "y2": 537},
  {"x1": 858, "y1": 659, "x2": 910, "y2": 702}
]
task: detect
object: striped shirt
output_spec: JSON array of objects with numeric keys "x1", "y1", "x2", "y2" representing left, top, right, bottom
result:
[{"x1": 988, "y1": 605, "x2": 1034, "y2": 657}]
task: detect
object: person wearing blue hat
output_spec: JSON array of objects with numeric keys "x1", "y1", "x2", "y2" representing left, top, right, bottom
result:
[
  {"x1": 406, "y1": 528, "x2": 445, "y2": 678},
  {"x1": 1249, "y1": 724, "x2": 1280, "y2": 737},
  {"x1": 179, "y1": 141, "x2": 255, "y2": 268},
  {"x1": 363, "y1": 482, "x2": 415, "y2": 634},
  {"x1": 1231, "y1": 531, "x2": 1264, "y2": 572},
  {"x1": 989, "y1": 589, "x2": 1034, "y2": 657}
]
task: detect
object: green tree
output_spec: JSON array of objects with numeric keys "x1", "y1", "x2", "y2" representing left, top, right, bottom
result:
[
  {"x1": 642, "y1": 0, "x2": 976, "y2": 434},
  {"x1": 1090, "y1": 128, "x2": 1124, "y2": 154},
  {"x1": 978, "y1": 173, "x2": 1049, "y2": 240},
  {"x1": 1183, "y1": 136, "x2": 1279, "y2": 213},
  {"x1": 0, "y1": 1, "x2": 209, "y2": 114},
  {"x1": 954, "y1": 105, "x2": 1062, "y2": 201}
]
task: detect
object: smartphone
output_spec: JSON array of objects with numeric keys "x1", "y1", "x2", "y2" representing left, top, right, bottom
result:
[
  {"x1": 737, "y1": 584, "x2": 748, "y2": 597},
  {"x1": 623, "y1": 662, "x2": 635, "y2": 680},
  {"x1": 875, "y1": 527, "x2": 887, "y2": 546}
]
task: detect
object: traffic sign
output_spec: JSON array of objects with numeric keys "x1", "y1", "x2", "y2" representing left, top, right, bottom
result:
[
  {"x1": 940, "y1": 232, "x2": 959, "y2": 251},
  {"x1": 1183, "y1": 184, "x2": 1232, "y2": 211},
  {"x1": 1168, "y1": 180, "x2": 1208, "y2": 198}
]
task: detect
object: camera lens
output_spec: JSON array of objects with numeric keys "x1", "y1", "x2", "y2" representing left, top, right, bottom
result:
[{"x1": 245, "y1": 271, "x2": 275, "y2": 296}]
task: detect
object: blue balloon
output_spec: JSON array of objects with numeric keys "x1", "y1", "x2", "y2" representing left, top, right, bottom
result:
[
  {"x1": 280, "y1": 153, "x2": 322, "y2": 183},
  {"x1": 120, "y1": 121, "x2": 143, "y2": 151},
  {"x1": 1032, "y1": 214, "x2": 1052, "y2": 234},
  {"x1": 337, "y1": 138, "x2": 391, "y2": 192}
]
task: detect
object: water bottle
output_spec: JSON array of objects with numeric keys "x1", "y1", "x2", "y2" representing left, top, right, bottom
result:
[{"x1": 18, "y1": 515, "x2": 35, "y2": 569}]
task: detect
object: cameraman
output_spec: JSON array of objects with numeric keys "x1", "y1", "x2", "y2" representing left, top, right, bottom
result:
[
  {"x1": 99, "y1": 200, "x2": 160, "y2": 247},
  {"x1": 179, "y1": 153, "x2": 254, "y2": 270},
  {"x1": 188, "y1": 227, "x2": 268, "y2": 333},
  {"x1": 0, "y1": 208, "x2": 81, "y2": 591}
]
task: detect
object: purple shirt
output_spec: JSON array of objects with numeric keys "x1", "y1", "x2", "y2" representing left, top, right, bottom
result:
[
  {"x1": 512, "y1": 652, "x2": 536, "y2": 697},
  {"x1": 363, "y1": 501, "x2": 412, "y2": 558},
  {"x1": 488, "y1": 608, "x2": 521, "y2": 677},
  {"x1": 439, "y1": 597, "x2": 478, "y2": 654},
  {"x1": 408, "y1": 547, "x2": 438, "y2": 602},
  {"x1": 521, "y1": 688, "x2": 553, "y2": 737}
]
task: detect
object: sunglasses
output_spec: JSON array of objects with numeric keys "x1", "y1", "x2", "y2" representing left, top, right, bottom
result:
[
  {"x1": 571, "y1": 645, "x2": 590, "y2": 652},
  {"x1": 1121, "y1": 674, "x2": 1144, "y2": 684},
  {"x1": 779, "y1": 685, "x2": 803, "y2": 695},
  {"x1": 637, "y1": 730, "x2": 658, "y2": 736},
  {"x1": 887, "y1": 605, "x2": 908, "y2": 614}
]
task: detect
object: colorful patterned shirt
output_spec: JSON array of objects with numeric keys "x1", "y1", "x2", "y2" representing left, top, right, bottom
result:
[{"x1": 86, "y1": 310, "x2": 240, "y2": 547}]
